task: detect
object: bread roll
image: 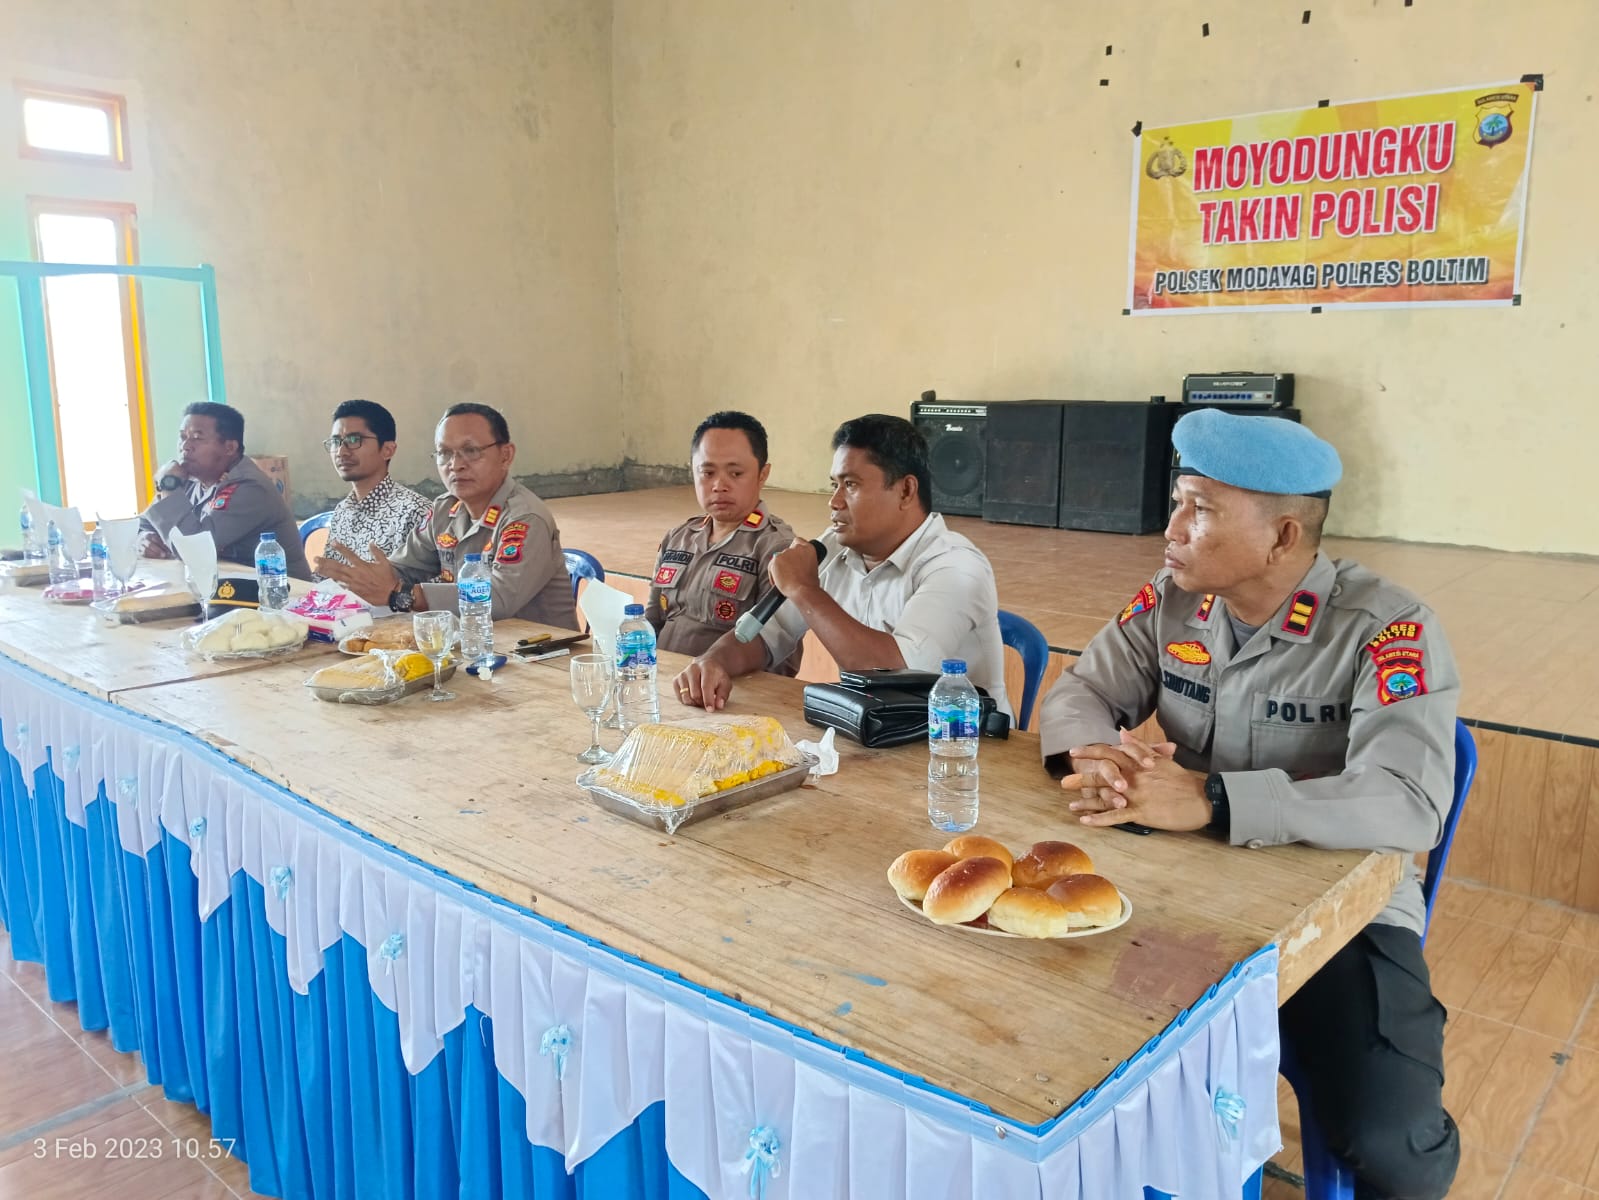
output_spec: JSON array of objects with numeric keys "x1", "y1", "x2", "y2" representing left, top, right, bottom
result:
[
  {"x1": 886, "y1": 849, "x2": 962, "y2": 902},
  {"x1": 941, "y1": 835, "x2": 1014, "y2": 871},
  {"x1": 988, "y1": 886, "x2": 1076, "y2": 939},
  {"x1": 1044, "y1": 874, "x2": 1123, "y2": 928},
  {"x1": 921, "y1": 856, "x2": 1011, "y2": 925},
  {"x1": 1011, "y1": 840, "x2": 1095, "y2": 888}
]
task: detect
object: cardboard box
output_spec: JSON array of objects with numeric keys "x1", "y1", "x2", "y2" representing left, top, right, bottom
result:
[{"x1": 251, "y1": 455, "x2": 291, "y2": 510}]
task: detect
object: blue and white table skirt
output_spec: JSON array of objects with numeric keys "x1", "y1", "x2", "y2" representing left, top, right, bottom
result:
[{"x1": 0, "y1": 653, "x2": 1281, "y2": 1199}]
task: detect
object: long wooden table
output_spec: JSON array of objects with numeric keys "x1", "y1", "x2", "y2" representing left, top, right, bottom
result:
[{"x1": 79, "y1": 617, "x2": 1400, "y2": 1127}]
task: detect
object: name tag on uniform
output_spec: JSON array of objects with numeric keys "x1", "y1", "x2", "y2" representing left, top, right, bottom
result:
[{"x1": 1161, "y1": 670, "x2": 1212, "y2": 704}]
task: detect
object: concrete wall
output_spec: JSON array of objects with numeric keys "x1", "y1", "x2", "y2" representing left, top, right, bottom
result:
[
  {"x1": 613, "y1": 0, "x2": 1598, "y2": 553},
  {"x1": 1, "y1": 0, "x2": 623, "y2": 516}
]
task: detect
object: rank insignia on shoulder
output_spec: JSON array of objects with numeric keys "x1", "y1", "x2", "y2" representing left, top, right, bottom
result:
[
  {"x1": 212, "y1": 484, "x2": 239, "y2": 510},
  {"x1": 743, "y1": 509, "x2": 765, "y2": 529},
  {"x1": 1196, "y1": 594, "x2": 1216, "y2": 622},
  {"x1": 1118, "y1": 582, "x2": 1159, "y2": 626},
  {"x1": 1281, "y1": 590, "x2": 1319, "y2": 636},
  {"x1": 483, "y1": 505, "x2": 502, "y2": 528},
  {"x1": 1166, "y1": 640, "x2": 1211, "y2": 665}
]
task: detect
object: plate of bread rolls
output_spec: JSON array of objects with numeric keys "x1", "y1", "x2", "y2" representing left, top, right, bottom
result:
[{"x1": 887, "y1": 835, "x2": 1130, "y2": 939}]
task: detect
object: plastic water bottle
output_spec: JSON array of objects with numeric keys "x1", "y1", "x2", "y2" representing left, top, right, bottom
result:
[
  {"x1": 457, "y1": 553, "x2": 495, "y2": 671},
  {"x1": 46, "y1": 521, "x2": 76, "y2": 588},
  {"x1": 89, "y1": 523, "x2": 110, "y2": 600},
  {"x1": 19, "y1": 504, "x2": 42, "y2": 563},
  {"x1": 928, "y1": 658, "x2": 981, "y2": 832},
  {"x1": 254, "y1": 531, "x2": 290, "y2": 610},
  {"x1": 614, "y1": 603, "x2": 660, "y2": 732}
]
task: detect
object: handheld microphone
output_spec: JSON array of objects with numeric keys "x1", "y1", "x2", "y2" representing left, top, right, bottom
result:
[{"x1": 733, "y1": 538, "x2": 827, "y2": 643}]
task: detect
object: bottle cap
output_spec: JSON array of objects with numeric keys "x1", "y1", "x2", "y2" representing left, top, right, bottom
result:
[
  {"x1": 464, "y1": 552, "x2": 481, "y2": 562},
  {"x1": 624, "y1": 603, "x2": 645, "y2": 616},
  {"x1": 940, "y1": 659, "x2": 967, "y2": 674},
  {"x1": 261, "y1": 531, "x2": 276, "y2": 541}
]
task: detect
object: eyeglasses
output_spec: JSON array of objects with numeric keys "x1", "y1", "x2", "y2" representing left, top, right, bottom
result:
[
  {"x1": 433, "y1": 442, "x2": 503, "y2": 467},
  {"x1": 323, "y1": 433, "x2": 379, "y2": 452}
]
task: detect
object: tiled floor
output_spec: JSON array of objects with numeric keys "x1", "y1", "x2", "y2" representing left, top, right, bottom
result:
[{"x1": 3, "y1": 880, "x2": 1595, "y2": 1197}]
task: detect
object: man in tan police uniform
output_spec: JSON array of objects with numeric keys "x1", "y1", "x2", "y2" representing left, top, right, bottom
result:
[
  {"x1": 1040, "y1": 408, "x2": 1459, "y2": 1200},
  {"x1": 647, "y1": 411, "x2": 801, "y2": 672},
  {"x1": 139, "y1": 402, "x2": 310, "y2": 579},
  {"x1": 315, "y1": 402, "x2": 577, "y2": 629}
]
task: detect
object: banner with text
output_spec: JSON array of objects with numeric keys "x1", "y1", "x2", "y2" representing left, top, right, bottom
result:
[{"x1": 1126, "y1": 82, "x2": 1538, "y2": 313}]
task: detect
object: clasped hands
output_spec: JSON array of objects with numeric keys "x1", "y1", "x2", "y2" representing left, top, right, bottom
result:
[{"x1": 1061, "y1": 730, "x2": 1210, "y2": 831}]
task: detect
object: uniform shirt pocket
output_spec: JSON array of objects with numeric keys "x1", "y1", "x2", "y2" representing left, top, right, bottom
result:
[
  {"x1": 1249, "y1": 690, "x2": 1351, "y2": 777},
  {"x1": 1156, "y1": 667, "x2": 1215, "y2": 753}
]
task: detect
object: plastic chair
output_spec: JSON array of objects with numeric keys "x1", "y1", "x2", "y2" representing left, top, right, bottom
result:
[
  {"x1": 998, "y1": 610, "x2": 1049, "y2": 731},
  {"x1": 564, "y1": 549, "x2": 605, "y2": 600},
  {"x1": 1281, "y1": 719, "x2": 1478, "y2": 1200},
  {"x1": 298, "y1": 510, "x2": 333, "y2": 564}
]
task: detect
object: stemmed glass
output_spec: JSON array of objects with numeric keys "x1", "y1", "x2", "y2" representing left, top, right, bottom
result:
[
  {"x1": 570, "y1": 653, "x2": 614, "y2": 764},
  {"x1": 186, "y1": 562, "x2": 218, "y2": 626},
  {"x1": 413, "y1": 611, "x2": 458, "y2": 702},
  {"x1": 101, "y1": 517, "x2": 139, "y2": 600}
]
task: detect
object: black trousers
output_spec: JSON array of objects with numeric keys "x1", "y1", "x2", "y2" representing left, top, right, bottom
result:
[{"x1": 1279, "y1": 923, "x2": 1460, "y2": 1200}]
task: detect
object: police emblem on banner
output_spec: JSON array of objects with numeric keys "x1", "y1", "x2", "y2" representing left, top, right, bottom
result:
[
  {"x1": 1473, "y1": 92, "x2": 1518, "y2": 148},
  {"x1": 1144, "y1": 137, "x2": 1188, "y2": 179}
]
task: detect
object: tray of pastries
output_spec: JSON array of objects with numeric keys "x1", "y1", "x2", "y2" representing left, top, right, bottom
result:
[
  {"x1": 577, "y1": 714, "x2": 816, "y2": 834},
  {"x1": 888, "y1": 835, "x2": 1130, "y2": 939}
]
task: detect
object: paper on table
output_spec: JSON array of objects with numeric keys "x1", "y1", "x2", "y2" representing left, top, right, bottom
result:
[
  {"x1": 170, "y1": 529, "x2": 218, "y2": 596},
  {"x1": 578, "y1": 579, "x2": 633, "y2": 657},
  {"x1": 21, "y1": 492, "x2": 88, "y2": 560},
  {"x1": 794, "y1": 726, "x2": 839, "y2": 777}
]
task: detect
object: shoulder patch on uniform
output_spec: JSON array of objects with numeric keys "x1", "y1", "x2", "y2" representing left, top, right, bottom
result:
[
  {"x1": 744, "y1": 509, "x2": 765, "y2": 529},
  {"x1": 496, "y1": 520, "x2": 527, "y2": 563},
  {"x1": 1195, "y1": 594, "x2": 1215, "y2": 622},
  {"x1": 416, "y1": 508, "x2": 433, "y2": 533},
  {"x1": 713, "y1": 552, "x2": 759, "y2": 575},
  {"x1": 212, "y1": 484, "x2": 239, "y2": 511},
  {"x1": 483, "y1": 505, "x2": 502, "y2": 528},
  {"x1": 1166, "y1": 640, "x2": 1212, "y2": 665},
  {"x1": 1281, "y1": 590, "x2": 1319, "y2": 636},
  {"x1": 1369, "y1": 642, "x2": 1427, "y2": 705},
  {"x1": 1118, "y1": 582, "x2": 1159, "y2": 626},
  {"x1": 712, "y1": 569, "x2": 743, "y2": 595},
  {"x1": 1367, "y1": 621, "x2": 1423, "y2": 651}
]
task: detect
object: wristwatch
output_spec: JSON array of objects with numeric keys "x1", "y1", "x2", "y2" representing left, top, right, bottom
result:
[
  {"x1": 388, "y1": 586, "x2": 414, "y2": 613},
  {"x1": 1205, "y1": 773, "x2": 1231, "y2": 837},
  {"x1": 157, "y1": 473, "x2": 185, "y2": 494}
]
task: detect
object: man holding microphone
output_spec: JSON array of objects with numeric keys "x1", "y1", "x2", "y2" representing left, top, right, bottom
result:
[{"x1": 673, "y1": 413, "x2": 1010, "y2": 720}]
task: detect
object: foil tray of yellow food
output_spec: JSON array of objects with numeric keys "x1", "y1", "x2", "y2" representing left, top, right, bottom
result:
[
  {"x1": 305, "y1": 650, "x2": 456, "y2": 705},
  {"x1": 575, "y1": 715, "x2": 815, "y2": 834}
]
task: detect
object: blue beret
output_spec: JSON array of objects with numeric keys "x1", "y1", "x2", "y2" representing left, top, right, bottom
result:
[{"x1": 1171, "y1": 408, "x2": 1342, "y2": 496}]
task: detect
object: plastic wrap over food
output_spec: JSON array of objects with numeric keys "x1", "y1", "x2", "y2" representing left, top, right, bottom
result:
[
  {"x1": 588, "y1": 714, "x2": 805, "y2": 810},
  {"x1": 182, "y1": 608, "x2": 310, "y2": 660},
  {"x1": 304, "y1": 648, "x2": 450, "y2": 705}
]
